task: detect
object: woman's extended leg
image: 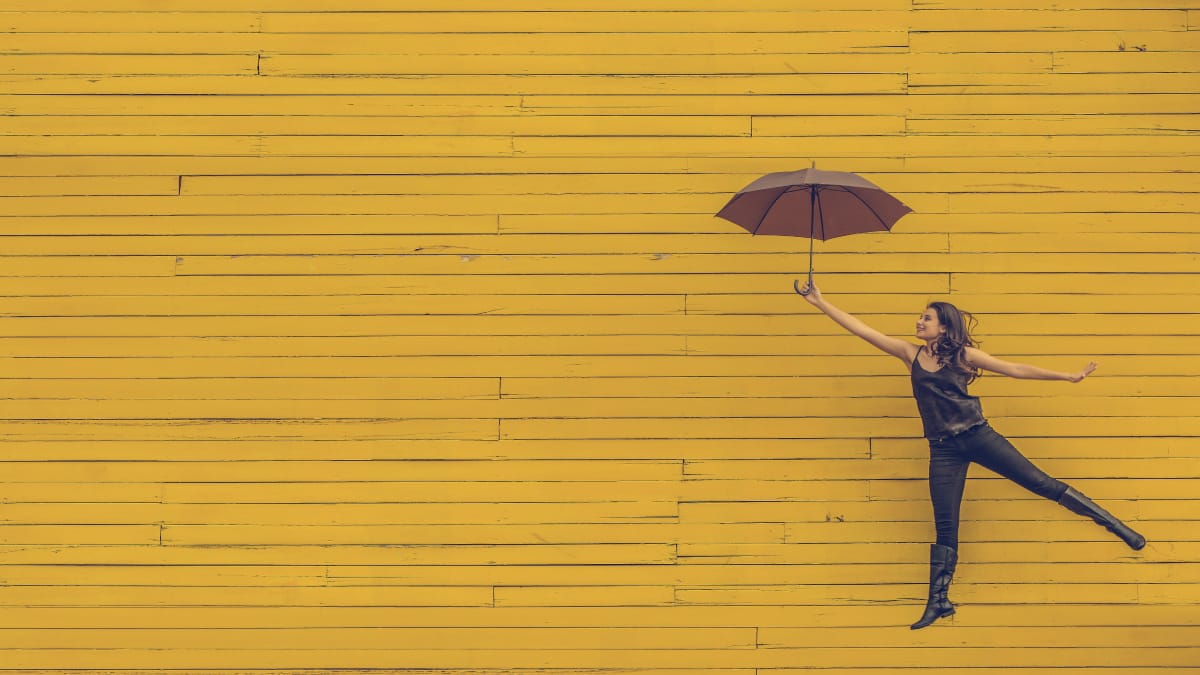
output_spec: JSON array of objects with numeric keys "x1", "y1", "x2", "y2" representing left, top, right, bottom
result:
[{"x1": 964, "y1": 424, "x2": 1145, "y2": 550}]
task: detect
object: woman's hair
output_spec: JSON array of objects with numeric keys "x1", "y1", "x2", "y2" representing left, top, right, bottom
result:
[{"x1": 927, "y1": 301, "x2": 981, "y2": 383}]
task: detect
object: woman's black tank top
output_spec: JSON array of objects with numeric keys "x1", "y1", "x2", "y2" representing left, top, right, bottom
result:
[{"x1": 910, "y1": 349, "x2": 986, "y2": 440}]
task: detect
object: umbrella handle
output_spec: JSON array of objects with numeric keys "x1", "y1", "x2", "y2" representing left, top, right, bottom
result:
[{"x1": 794, "y1": 273, "x2": 814, "y2": 297}]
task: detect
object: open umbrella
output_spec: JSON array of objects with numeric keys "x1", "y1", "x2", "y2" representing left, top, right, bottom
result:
[{"x1": 715, "y1": 166, "x2": 912, "y2": 295}]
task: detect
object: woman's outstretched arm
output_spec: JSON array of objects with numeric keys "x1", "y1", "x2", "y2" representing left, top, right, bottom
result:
[
  {"x1": 965, "y1": 347, "x2": 1097, "y2": 383},
  {"x1": 797, "y1": 280, "x2": 919, "y2": 365}
]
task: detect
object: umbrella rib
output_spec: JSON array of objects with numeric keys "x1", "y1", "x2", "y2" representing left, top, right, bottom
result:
[
  {"x1": 827, "y1": 185, "x2": 893, "y2": 231},
  {"x1": 750, "y1": 186, "x2": 799, "y2": 236}
]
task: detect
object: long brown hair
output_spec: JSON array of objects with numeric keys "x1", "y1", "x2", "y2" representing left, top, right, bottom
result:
[{"x1": 927, "y1": 301, "x2": 981, "y2": 383}]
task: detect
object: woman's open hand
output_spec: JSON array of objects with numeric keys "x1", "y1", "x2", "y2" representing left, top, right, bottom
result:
[{"x1": 1068, "y1": 361, "x2": 1098, "y2": 383}]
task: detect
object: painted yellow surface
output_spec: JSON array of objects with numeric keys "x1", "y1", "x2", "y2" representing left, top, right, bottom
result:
[{"x1": 1, "y1": 1, "x2": 1197, "y2": 672}]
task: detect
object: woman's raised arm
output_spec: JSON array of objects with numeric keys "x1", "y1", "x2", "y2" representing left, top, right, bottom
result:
[
  {"x1": 965, "y1": 347, "x2": 1097, "y2": 383},
  {"x1": 796, "y1": 280, "x2": 918, "y2": 365}
]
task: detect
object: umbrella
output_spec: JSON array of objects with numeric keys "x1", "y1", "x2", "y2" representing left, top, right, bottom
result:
[{"x1": 715, "y1": 165, "x2": 912, "y2": 295}]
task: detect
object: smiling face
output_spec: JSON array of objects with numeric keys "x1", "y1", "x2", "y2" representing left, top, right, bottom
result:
[{"x1": 916, "y1": 306, "x2": 948, "y2": 342}]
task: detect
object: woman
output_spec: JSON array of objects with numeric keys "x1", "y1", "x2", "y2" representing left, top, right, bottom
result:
[{"x1": 797, "y1": 280, "x2": 1145, "y2": 630}]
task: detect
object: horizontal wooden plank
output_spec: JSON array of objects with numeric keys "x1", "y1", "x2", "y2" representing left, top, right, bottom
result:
[
  {"x1": 0, "y1": 30, "x2": 910, "y2": 55},
  {"x1": 906, "y1": 92, "x2": 1199, "y2": 115},
  {"x1": 911, "y1": 9, "x2": 1187, "y2": 32},
  {"x1": 0, "y1": 54, "x2": 255, "y2": 74},
  {"x1": 502, "y1": 375, "x2": 1200, "y2": 399},
  {"x1": 951, "y1": 232, "x2": 1200, "y2": 251},
  {"x1": 1053, "y1": 51, "x2": 1200, "y2": 73},
  {"x1": 261, "y1": 53, "x2": 920, "y2": 76},
  {"x1": 0, "y1": 584, "x2": 494, "y2": 607},
  {"x1": 911, "y1": 29, "x2": 1200, "y2": 53},
  {"x1": 906, "y1": 114, "x2": 1200, "y2": 135},
  {"x1": 0, "y1": 584, "x2": 1181, "y2": 611},
  {"x1": 910, "y1": 72, "x2": 1200, "y2": 93},
  {"x1": 0, "y1": 624, "x2": 1181, "y2": 650},
  {"x1": 0, "y1": 437, "x2": 864, "y2": 462},
  {"x1": 0, "y1": 418, "x2": 499, "y2": 441},
  {"x1": 920, "y1": 0, "x2": 1197, "y2": 9},
  {"x1": 0, "y1": 543, "x2": 679, "y2": 565},
  {"x1": 2, "y1": 396, "x2": 1198, "y2": 422},
  {"x1": 5, "y1": 115, "x2": 759, "y2": 137},
  {"x1": 0, "y1": 176, "x2": 179, "y2": 196},
  {"x1": 0, "y1": 646, "x2": 1195, "y2": 669},
  {"x1": 0, "y1": 602, "x2": 1194, "y2": 629},
  {"x1": 0, "y1": 256, "x2": 174, "y2": 277},
  {"x1": 4, "y1": 190, "x2": 1196, "y2": 218},
  {"x1": 2, "y1": 355, "x2": 1196, "y2": 379},
  {"x1": 690, "y1": 293, "x2": 1200, "y2": 314},
  {"x1": 5, "y1": 151, "x2": 1199, "y2": 179},
  {"x1": 0, "y1": 376, "x2": 502, "y2": 400},
  {"x1": 0, "y1": 294, "x2": 688, "y2": 316},
  {"x1": 0, "y1": 214, "x2": 499, "y2": 235},
  {"x1": 259, "y1": 11, "x2": 914, "y2": 33},
  {"x1": 2, "y1": 561, "x2": 1191, "y2": 586},
  {"x1": 4, "y1": 374, "x2": 1193, "y2": 403},
  {"x1": 0, "y1": 73, "x2": 908, "y2": 95},
  {"x1": 0, "y1": 626, "x2": 758, "y2": 650},
  {"x1": 0, "y1": 335, "x2": 693, "y2": 358},
  {"x1": 0, "y1": 12, "x2": 262, "y2": 32},
  {"x1": 0, "y1": 210, "x2": 1192, "y2": 237},
  {"x1": 0, "y1": 501, "x2": 679, "y2": 526},
  {"x1": 502, "y1": 417, "x2": 1200, "y2": 440},
  {"x1": 513, "y1": 135, "x2": 1200, "y2": 157},
  {"x1": 173, "y1": 171, "x2": 1200, "y2": 194},
  {"x1": 158, "y1": 523, "x2": 790, "y2": 546},
  {"x1": 0, "y1": 460, "x2": 681, "y2": 482},
  {"x1": 951, "y1": 272, "x2": 1200, "y2": 294},
  {"x1": 0, "y1": 0, "x2": 917, "y2": 10},
  {"x1": 169, "y1": 253, "x2": 1200, "y2": 276},
  {"x1": 0, "y1": 136, "x2": 514, "y2": 157},
  {"x1": 0, "y1": 525, "x2": 159, "y2": 545},
  {"x1": 0, "y1": 273, "x2": 947, "y2": 299},
  {"x1": 0, "y1": 233, "x2": 947, "y2": 255}
]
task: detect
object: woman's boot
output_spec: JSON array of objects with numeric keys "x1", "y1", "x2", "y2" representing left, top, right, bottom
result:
[
  {"x1": 1057, "y1": 487, "x2": 1146, "y2": 550},
  {"x1": 911, "y1": 543, "x2": 957, "y2": 630}
]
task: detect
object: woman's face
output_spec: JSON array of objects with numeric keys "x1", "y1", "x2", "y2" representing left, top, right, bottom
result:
[{"x1": 916, "y1": 307, "x2": 947, "y2": 341}]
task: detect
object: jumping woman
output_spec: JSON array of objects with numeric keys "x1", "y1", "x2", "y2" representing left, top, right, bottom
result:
[{"x1": 796, "y1": 280, "x2": 1146, "y2": 630}]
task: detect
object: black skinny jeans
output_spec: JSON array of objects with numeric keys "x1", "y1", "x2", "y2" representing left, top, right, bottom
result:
[{"x1": 928, "y1": 422, "x2": 1069, "y2": 550}]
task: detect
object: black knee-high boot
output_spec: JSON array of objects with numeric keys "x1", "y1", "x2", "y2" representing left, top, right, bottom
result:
[
  {"x1": 1057, "y1": 487, "x2": 1146, "y2": 550},
  {"x1": 911, "y1": 543, "x2": 957, "y2": 630}
]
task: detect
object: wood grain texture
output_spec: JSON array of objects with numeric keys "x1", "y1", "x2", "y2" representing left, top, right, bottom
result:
[{"x1": 0, "y1": 2, "x2": 1196, "y2": 673}]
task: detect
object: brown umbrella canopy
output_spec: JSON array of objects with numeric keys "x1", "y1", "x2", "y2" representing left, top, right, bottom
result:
[
  {"x1": 716, "y1": 167, "x2": 912, "y2": 292},
  {"x1": 717, "y1": 167, "x2": 911, "y2": 239}
]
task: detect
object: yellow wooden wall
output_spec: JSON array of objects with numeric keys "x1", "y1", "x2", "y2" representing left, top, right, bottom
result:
[{"x1": 2, "y1": 0, "x2": 1198, "y2": 672}]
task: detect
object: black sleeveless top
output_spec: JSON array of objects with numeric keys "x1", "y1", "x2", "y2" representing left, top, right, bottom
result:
[{"x1": 911, "y1": 349, "x2": 986, "y2": 440}]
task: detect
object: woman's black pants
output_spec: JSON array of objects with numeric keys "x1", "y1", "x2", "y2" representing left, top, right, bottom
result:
[{"x1": 928, "y1": 422, "x2": 1069, "y2": 549}]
